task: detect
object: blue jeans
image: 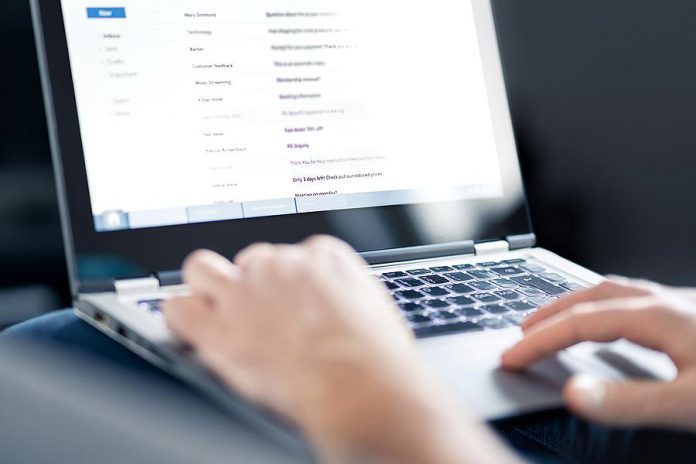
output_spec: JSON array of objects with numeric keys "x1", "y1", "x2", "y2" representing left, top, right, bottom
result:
[{"x1": 3, "y1": 310, "x2": 696, "y2": 463}]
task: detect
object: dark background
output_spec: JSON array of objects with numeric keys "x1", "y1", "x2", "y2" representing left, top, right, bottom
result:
[{"x1": 1, "y1": 0, "x2": 695, "y2": 323}]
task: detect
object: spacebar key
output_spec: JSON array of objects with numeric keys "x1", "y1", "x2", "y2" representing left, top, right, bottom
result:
[
  {"x1": 415, "y1": 322, "x2": 482, "y2": 338},
  {"x1": 511, "y1": 275, "x2": 566, "y2": 295}
]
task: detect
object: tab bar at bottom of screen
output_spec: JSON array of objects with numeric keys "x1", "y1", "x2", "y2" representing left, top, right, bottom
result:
[{"x1": 93, "y1": 198, "x2": 299, "y2": 231}]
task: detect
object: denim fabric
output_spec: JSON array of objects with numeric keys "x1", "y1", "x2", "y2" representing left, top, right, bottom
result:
[
  {"x1": 493, "y1": 408, "x2": 696, "y2": 464},
  {"x1": 1, "y1": 310, "x2": 173, "y2": 384}
]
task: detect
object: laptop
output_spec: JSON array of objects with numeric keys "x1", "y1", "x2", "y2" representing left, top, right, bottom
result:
[{"x1": 31, "y1": 0, "x2": 675, "y2": 452}]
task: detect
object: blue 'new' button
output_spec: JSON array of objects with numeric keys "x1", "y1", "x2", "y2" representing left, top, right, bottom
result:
[{"x1": 86, "y1": 7, "x2": 126, "y2": 19}]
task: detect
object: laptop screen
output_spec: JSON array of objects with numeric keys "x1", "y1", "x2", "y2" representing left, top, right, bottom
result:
[{"x1": 60, "y1": 1, "x2": 505, "y2": 232}]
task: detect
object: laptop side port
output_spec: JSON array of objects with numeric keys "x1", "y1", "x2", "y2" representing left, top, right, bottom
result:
[
  {"x1": 79, "y1": 306, "x2": 173, "y2": 368},
  {"x1": 91, "y1": 311, "x2": 130, "y2": 341},
  {"x1": 94, "y1": 311, "x2": 112, "y2": 330}
]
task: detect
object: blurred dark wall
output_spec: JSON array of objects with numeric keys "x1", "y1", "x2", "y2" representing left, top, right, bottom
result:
[
  {"x1": 493, "y1": 0, "x2": 696, "y2": 285},
  {"x1": 0, "y1": 0, "x2": 70, "y2": 310},
  {"x1": 0, "y1": 0, "x2": 695, "y2": 319}
]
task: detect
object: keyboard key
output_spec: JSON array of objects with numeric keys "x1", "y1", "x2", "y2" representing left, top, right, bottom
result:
[
  {"x1": 494, "y1": 290, "x2": 521, "y2": 301},
  {"x1": 443, "y1": 272, "x2": 474, "y2": 282},
  {"x1": 395, "y1": 290, "x2": 425, "y2": 301},
  {"x1": 447, "y1": 295, "x2": 475, "y2": 306},
  {"x1": 399, "y1": 302, "x2": 423, "y2": 313},
  {"x1": 415, "y1": 321, "x2": 482, "y2": 338},
  {"x1": 423, "y1": 299, "x2": 451, "y2": 309},
  {"x1": 562, "y1": 282, "x2": 586, "y2": 291},
  {"x1": 493, "y1": 279, "x2": 517, "y2": 288},
  {"x1": 421, "y1": 286, "x2": 450, "y2": 297},
  {"x1": 530, "y1": 297, "x2": 556, "y2": 307},
  {"x1": 445, "y1": 283, "x2": 475, "y2": 294},
  {"x1": 469, "y1": 281, "x2": 498, "y2": 292},
  {"x1": 469, "y1": 270, "x2": 497, "y2": 279},
  {"x1": 517, "y1": 286, "x2": 547, "y2": 298},
  {"x1": 421, "y1": 275, "x2": 449, "y2": 285},
  {"x1": 505, "y1": 301, "x2": 538, "y2": 312},
  {"x1": 471, "y1": 293, "x2": 501, "y2": 303},
  {"x1": 491, "y1": 266, "x2": 525, "y2": 276},
  {"x1": 503, "y1": 258, "x2": 526, "y2": 264},
  {"x1": 453, "y1": 264, "x2": 475, "y2": 270},
  {"x1": 520, "y1": 263, "x2": 546, "y2": 273},
  {"x1": 138, "y1": 299, "x2": 163, "y2": 313},
  {"x1": 407, "y1": 268, "x2": 431, "y2": 276},
  {"x1": 430, "y1": 266, "x2": 455, "y2": 273},
  {"x1": 457, "y1": 308, "x2": 485, "y2": 318},
  {"x1": 383, "y1": 281, "x2": 400, "y2": 290},
  {"x1": 479, "y1": 261, "x2": 501, "y2": 267},
  {"x1": 408, "y1": 313, "x2": 433, "y2": 324},
  {"x1": 511, "y1": 275, "x2": 567, "y2": 295},
  {"x1": 505, "y1": 313, "x2": 527, "y2": 325},
  {"x1": 482, "y1": 304, "x2": 509, "y2": 315},
  {"x1": 382, "y1": 271, "x2": 407, "y2": 279},
  {"x1": 395, "y1": 278, "x2": 424, "y2": 288},
  {"x1": 478, "y1": 318, "x2": 512, "y2": 330},
  {"x1": 434, "y1": 310, "x2": 461, "y2": 320},
  {"x1": 540, "y1": 272, "x2": 566, "y2": 283}
]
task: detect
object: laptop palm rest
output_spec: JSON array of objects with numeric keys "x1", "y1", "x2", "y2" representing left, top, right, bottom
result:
[{"x1": 417, "y1": 330, "x2": 676, "y2": 420}]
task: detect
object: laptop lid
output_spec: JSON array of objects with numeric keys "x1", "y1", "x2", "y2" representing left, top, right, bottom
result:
[{"x1": 32, "y1": 0, "x2": 533, "y2": 294}]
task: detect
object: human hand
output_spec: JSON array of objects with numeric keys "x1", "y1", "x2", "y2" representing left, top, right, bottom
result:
[
  {"x1": 502, "y1": 277, "x2": 696, "y2": 431},
  {"x1": 163, "y1": 236, "x2": 517, "y2": 463},
  {"x1": 163, "y1": 236, "x2": 414, "y2": 424}
]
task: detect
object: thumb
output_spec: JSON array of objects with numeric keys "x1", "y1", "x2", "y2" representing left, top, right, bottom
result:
[{"x1": 564, "y1": 374, "x2": 688, "y2": 428}]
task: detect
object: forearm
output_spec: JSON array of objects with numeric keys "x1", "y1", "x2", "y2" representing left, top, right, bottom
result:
[{"x1": 299, "y1": 361, "x2": 523, "y2": 464}]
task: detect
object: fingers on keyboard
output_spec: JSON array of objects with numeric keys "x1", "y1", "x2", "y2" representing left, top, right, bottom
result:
[{"x1": 377, "y1": 259, "x2": 584, "y2": 338}]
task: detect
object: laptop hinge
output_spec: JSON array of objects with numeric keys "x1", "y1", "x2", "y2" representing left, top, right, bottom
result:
[
  {"x1": 473, "y1": 233, "x2": 537, "y2": 257},
  {"x1": 114, "y1": 277, "x2": 161, "y2": 296},
  {"x1": 77, "y1": 272, "x2": 182, "y2": 296},
  {"x1": 157, "y1": 270, "x2": 184, "y2": 287},
  {"x1": 361, "y1": 241, "x2": 476, "y2": 265},
  {"x1": 506, "y1": 233, "x2": 537, "y2": 250},
  {"x1": 77, "y1": 279, "x2": 116, "y2": 295},
  {"x1": 474, "y1": 240, "x2": 510, "y2": 256}
]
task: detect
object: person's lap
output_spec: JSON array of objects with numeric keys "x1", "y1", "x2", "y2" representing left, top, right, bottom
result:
[{"x1": 3, "y1": 311, "x2": 696, "y2": 464}]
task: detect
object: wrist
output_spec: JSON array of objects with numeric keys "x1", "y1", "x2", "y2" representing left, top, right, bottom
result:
[
  {"x1": 283, "y1": 345, "x2": 522, "y2": 464},
  {"x1": 295, "y1": 355, "x2": 472, "y2": 462}
]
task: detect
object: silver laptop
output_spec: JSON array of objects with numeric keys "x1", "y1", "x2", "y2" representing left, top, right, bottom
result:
[{"x1": 32, "y1": 0, "x2": 675, "y2": 450}]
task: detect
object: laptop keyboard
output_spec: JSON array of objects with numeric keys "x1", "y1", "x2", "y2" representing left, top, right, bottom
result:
[
  {"x1": 377, "y1": 258, "x2": 585, "y2": 338},
  {"x1": 136, "y1": 258, "x2": 585, "y2": 340}
]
